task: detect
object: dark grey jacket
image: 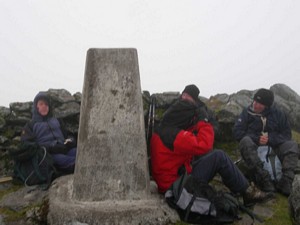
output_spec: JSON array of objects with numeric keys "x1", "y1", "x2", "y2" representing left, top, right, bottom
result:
[{"x1": 233, "y1": 104, "x2": 291, "y2": 148}]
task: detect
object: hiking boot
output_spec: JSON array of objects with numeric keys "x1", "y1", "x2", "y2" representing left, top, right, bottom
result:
[
  {"x1": 255, "y1": 172, "x2": 276, "y2": 192},
  {"x1": 258, "y1": 178, "x2": 276, "y2": 192},
  {"x1": 243, "y1": 182, "x2": 275, "y2": 207},
  {"x1": 276, "y1": 176, "x2": 293, "y2": 196}
]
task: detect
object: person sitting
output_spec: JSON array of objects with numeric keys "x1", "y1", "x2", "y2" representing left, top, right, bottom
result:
[
  {"x1": 233, "y1": 88, "x2": 299, "y2": 196},
  {"x1": 21, "y1": 91, "x2": 77, "y2": 173},
  {"x1": 150, "y1": 84, "x2": 273, "y2": 206}
]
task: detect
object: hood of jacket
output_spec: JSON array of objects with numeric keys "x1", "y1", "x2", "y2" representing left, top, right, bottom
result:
[
  {"x1": 32, "y1": 92, "x2": 53, "y2": 122},
  {"x1": 160, "y1": 99, "x2": 201, "y2": 130}
]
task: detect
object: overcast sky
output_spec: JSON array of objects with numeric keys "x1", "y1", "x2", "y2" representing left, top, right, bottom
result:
[{"x1": 1, "y1": 1, "x2": 300, "y2": 107}]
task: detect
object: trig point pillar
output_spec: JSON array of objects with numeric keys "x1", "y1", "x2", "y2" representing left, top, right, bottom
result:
[
  {"x1": 73, "y1": 48, "x2": 149, "y2": 201},
  {"x1": 48, "y1": 48, "x2": 178, "y2": 225}
]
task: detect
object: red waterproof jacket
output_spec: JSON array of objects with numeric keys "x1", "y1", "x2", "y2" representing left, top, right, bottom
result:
[{"x1": 150, "y1": 121, "x2": 214, "y2": 193}]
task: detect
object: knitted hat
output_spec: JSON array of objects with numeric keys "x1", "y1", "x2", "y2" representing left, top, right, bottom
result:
[
  {"x1": 253, "y1": 88, "x2": 274, "y2": 107},
  {"x1": 182, "y1": 84, "x2": 200, "y2": 102}
]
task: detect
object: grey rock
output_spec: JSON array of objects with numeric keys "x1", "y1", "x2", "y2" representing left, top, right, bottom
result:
[
  {"x1": 271, "y1": 83, "x2": 300, "y2": 104},
  {"x1": 0, "y1": 106, "x2": 11, "y2": 118},
  {"x1": 9, "y1": 102, "x2": 32, "y2": 114},
  {"x1": 289, "y1": 174, "x2": 300, "y2": 224},
  {"x1": 152, "y1": 92, "x2": 180, "y2": 109},
  {"x1": 53, "y1": 101, "x2": 80, "y2": 119},
  {"x1": 0, "y1": 135, "x2": 8, "y2": 144},
  {"x1": 0, "y1": 186, "x2": 48, "y2": 211},
  {"x1": 0, "y1": 116, "x2": 5, "y2": 130},
  {"x1": 73, "y1": 92, "x2": 82, "y2": 103},
  {"x1": 48, "y1": 88, "x2": 76, "y2": 104}
]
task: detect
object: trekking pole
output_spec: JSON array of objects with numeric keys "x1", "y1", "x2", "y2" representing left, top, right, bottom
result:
[
  {"x1": 146, "y1": 96, "x2": 156, "y2": 176},
  {"x1": 151, "y1": 97, "x2": 156, "y2": 137},
  {"x1": 146, "y1": 97, "x2": 153, "y2": 143},
  {"x1": 234, "y1": 158, "x2": 242, "y2": 165}
]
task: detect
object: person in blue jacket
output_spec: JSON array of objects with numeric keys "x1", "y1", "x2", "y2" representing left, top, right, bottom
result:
[
  {"x1": 21, "y1": 92, "x2": 77, "y2": 173},
  {"x1": 233, "y1": 88, "x2": 299, "y2": 196}
]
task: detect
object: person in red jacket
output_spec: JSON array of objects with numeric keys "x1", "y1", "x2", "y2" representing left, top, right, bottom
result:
[{"x1": 151, "y1": 84, "x2": 273, "y2": 205}]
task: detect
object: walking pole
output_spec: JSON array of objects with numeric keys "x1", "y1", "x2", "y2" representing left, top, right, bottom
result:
[
  {"x1": 146, "y1": 98, "x2": 153, "y2": 143},
  {"x1": 151, "y1": 97, "x2": 156, "y2": 137}
]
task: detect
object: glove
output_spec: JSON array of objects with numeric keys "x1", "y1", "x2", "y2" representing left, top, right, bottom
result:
[
  {"x1": 47, "y1": 144, "x2": 69, "y2": 154},
  {"x1": 196, "y1": 106, "x2": 209, "y2": 122}
]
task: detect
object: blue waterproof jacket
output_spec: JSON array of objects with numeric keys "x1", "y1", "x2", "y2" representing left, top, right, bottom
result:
[
  {"x1": 233, "y1": 104, "x2": 291, "y2": 148},
  {"x1": 21, "y1": 92, "x2": 77, "y2": 170},
  {"x1": 31, "y1": 117, "x2": 65, "y2": 147},
  {"x1": 21, "y1": 92, "x2": 74, "y2": 149}
]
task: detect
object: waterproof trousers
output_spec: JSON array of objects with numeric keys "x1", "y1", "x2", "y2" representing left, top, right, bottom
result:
[
  {"x1": 239, "y1": 136, "x2": 299, "y2": 181},
  {"x1": 191, "y1": 149, "x2": 249, "y2": 194},
  {"x1": 51, "y1": 147, "x2": 77, "y2": 170}
]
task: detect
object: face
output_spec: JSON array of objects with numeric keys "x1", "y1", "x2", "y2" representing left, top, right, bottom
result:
[
  {"x1": 181, "y1": 93, "x2": 196, "y2": 105},
  {"x1": 36, "y1": 100, "x2": 49, "y2": 116},
  {"x1": 252, "y1": 100, "x2": 266, "y2": 113}
]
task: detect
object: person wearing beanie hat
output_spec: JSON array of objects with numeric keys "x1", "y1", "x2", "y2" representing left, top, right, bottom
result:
[
  {"x1": 151, "y1": 84, "x2": 273, "y2": 206},
  {"x1": 233, "y1": 88, "x2": 299, "y2": 196},
  {"x1": 21, "y1": 91, "x2": 77, "y2": 175},
  {"x1": 182, "y1": 84, "x2": 200, "y2": 104},
  {"x1": 253, "y1": 88, "x2": 274, "y2": 107}
]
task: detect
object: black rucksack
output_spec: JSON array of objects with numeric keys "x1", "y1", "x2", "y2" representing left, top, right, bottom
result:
[
  {"x1": 165, "y1": 173, "x2": 262, "y2": 224},
  {"x1": 9, "y1": 142, "x2": 57, "y2": 189}
]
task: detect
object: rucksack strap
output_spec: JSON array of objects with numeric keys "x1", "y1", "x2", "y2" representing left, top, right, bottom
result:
[
  {"x1": 261, "y1": 116, "x2": 267, "y2": 132},
  {"x1": 14, "y1": 162, "x2": 26, "y2": 182},
  {"x1": 9, "y1": 142, "x2": 38, "y2": 162},
  {"x1": 184, "y1": 195, "x2": 196, "y2": 222},
  {"x1": 40, "y1": 147, "x2": 56, "y2": 190},
  {"x1": 218, "y1": 193, "x2": 264, "y2": 224},
  {"x1": 35, "y1": 148, "x2": 47, "y2": 180},
  {"x1": 24, "y1": 147, "x2": 48, "y2": 186},
  {"x1": 174, "y1": 172, "x2": 189, "y2": 200},
  {"x1": 266, "y1": 146, "x2": 278, "y2": 181}
]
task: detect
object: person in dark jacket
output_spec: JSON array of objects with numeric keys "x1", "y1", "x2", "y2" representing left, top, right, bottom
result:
[
  {"x1": 151, "y1": 84, "x2": 273, "y2": 206},
  {"x1": 21, "y1": 92, "x2": 77, "y2": 173},
  {"x1": 233, "y1": 88, "x2": 299, "y2": 196}
]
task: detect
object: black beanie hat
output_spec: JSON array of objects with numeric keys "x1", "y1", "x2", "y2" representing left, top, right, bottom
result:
[
  {"x1": 182, "y1": 84, "x2": 200, "y2": 102},
  {"x1": 253, "y1": 88, "x2": 274, "y2": 107}
]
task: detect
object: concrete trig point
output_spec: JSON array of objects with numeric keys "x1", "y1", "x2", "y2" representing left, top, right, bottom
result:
[{"x1": 48, "y1": 48, "x2": 178, "y2": 224}]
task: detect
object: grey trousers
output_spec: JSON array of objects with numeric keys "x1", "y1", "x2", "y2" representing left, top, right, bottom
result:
[{"x1": 239, "y1": 136, "x2": 299, "y2": 180}]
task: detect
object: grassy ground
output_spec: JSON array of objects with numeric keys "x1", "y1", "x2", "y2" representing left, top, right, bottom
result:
[
  {"x1": 1, "y1": 131, "x2": 299, "y2": 225},
  {"x1": 264, "y1": 193, "x2": 292, "y2": 225}
]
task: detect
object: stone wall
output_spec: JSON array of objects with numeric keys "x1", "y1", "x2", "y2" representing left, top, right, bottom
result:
[{"x1": 1, "y1": 83, "x2": 300, "y2": 177}]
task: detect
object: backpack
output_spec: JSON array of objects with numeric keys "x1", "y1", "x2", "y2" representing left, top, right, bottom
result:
[
  {"x1": 257, "y1": 117, "x2": 282, "y2": 182},
  {"x1": 165, "y1": 173, "x2": 262, "y2": 224},
  {"x1": 8, "y1": 142, "x2": 57, "y2": 189},
  {"x1": 257, "y1": 145, "x2": 282, "y2": 182}
]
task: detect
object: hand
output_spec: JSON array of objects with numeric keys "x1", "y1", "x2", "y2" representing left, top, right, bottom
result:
[
  {"x1": 259, "y1": 134, "x2": 268, "y2": 145},
  {"x1": 64, "y1": 138, "x2": 73, "y2": 144},
  {"x1": 64, "y1": 137, "x2": 76, "y2": 149}
]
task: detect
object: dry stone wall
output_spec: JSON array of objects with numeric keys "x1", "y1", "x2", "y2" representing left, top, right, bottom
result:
[{"x1": 1, "y1": 83, "x2": 300, "y2": 177}]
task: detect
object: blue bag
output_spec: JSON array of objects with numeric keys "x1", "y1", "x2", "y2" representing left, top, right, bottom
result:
[{"x1": 257, "y1": 146, "x2": 282, "y2": 181}]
